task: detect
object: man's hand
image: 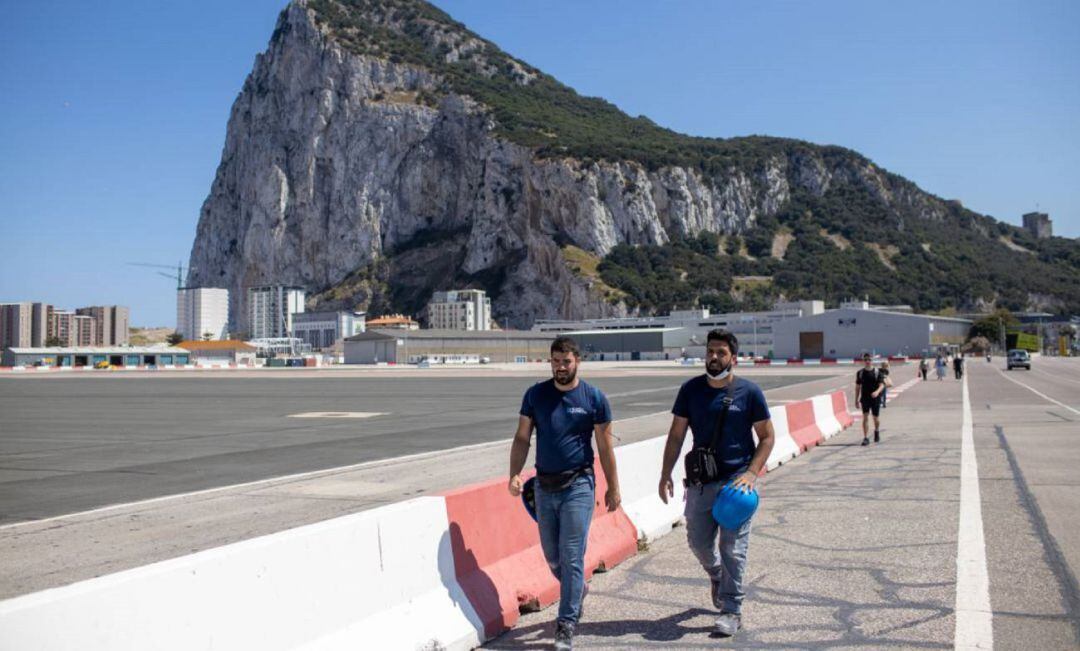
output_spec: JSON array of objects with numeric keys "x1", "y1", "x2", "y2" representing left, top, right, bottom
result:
[
  {"x1": 605, "y1": 487, "x2": 621, "y2": 512},
  {"x1": 730, "y1": 470, "x2": 757, "y2": 492},
  {"x1": 508, "y1": 474, "x2": 523, "y2": 497},
  {"x1": 658, "y1": 473, "x2": 674, "y2": 504}
]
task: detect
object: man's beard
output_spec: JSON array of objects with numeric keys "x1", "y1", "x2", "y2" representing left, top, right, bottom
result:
[
  {"x1": 554, "y1": 368, "x2": 577, "y2": 386},
  {"x1": 706, "y1": 360, "x2": 731, "y2": 380}
]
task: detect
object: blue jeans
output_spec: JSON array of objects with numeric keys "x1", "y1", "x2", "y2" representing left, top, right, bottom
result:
[
  {"x1": 685, "y1": 480, "x2": 752, "y2": 614},
  {"x1": 536, "y1": 473, "x2": 595, "y2": 625}
]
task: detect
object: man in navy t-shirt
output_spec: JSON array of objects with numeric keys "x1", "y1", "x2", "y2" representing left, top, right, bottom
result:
[
  {"x1": 658, "y1": 329, "x2": 775, "y2": 638},
  {"x1": 508, "y1": 336, "x2": 621, "y2": 651}
]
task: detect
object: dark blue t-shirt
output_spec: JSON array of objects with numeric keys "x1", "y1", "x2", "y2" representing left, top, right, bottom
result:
[
  {"x1": 520, "y1": 379, "x2": 612, "y2": 474},
  {"x1": 672, "y1": 376, "x2": 771, "y2": 479}
]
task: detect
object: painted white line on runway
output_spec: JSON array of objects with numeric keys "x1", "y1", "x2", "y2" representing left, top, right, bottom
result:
[
  {"x1": 995, "y1": 366, "x2": 1080, "y2": 416},
  {"x1": 955, "y1": 372, "x2": 994, "y2": 650},
  {"x1": 0, "y1": 438, "x2": 511, "y2": 531},
  {"x1": 287, "y1": 411, "x2": 386, "y2": 419},
  {"x1": 605, "y1": 386, "x2": 680, "y2": 398}
]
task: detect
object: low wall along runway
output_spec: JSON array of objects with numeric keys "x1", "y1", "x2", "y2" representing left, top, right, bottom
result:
[{"x1": 0, "y1": 390, "x2": 856, "y2": 650}]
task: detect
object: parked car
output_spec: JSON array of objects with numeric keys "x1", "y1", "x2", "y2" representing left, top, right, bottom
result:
[{"x1": 1007, "y1": 349, "x2": 1031, "y2": 370}]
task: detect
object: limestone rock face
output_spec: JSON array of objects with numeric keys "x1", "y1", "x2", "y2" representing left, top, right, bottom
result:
[{"x1": 187, "y1": 2, "x2": 945, "y2": 329}]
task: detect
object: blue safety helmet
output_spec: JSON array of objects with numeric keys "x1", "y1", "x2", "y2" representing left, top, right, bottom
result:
[
  {"x1": 711, "y1": 482, "x2": 759, "y2": 529},
  {"x1": 521, "y1": 477, "x2": 538, "y2": 522}
]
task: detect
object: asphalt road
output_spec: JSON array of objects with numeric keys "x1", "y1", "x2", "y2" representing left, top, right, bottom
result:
[
  {"x1": 485, "y1": 358, "x2": 1080, "y2": 649},
  {"x1": 0, "y1": 369, "x2": 819, "y2": 524}
]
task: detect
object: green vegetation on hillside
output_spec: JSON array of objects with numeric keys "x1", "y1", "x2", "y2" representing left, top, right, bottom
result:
[{"x1": 599, "y1": 184, "x2": 1080, "y2": 314}]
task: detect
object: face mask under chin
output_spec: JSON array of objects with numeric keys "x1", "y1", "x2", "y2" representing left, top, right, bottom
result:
[{"x1": 706, "y1": 364, "x2": 732, "y2": 381}]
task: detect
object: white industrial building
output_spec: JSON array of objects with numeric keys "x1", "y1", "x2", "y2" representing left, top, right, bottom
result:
[
  {"x1": 291, "y1": 310, "x2": 365, "y2": 350},
  {"x1": 771, "y1": 305, "x2": 972, "y2": 359},
  {"x1": 177, "y1": 287, "x2": 229, "y2": 340},
  {"x1": 247, "y1": 286, "x2": 305, "y2": 339},
  {"x1": 427, "y1": 289, "x2": 492, "y2": 331},
  {"x1": 534, "y1": 301, "x2": 824, "y2": 358}
]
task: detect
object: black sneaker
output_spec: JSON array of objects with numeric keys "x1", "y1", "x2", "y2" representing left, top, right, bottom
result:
[
  {"x1": 714, "y1": 611, "x2": 741, "y2": 636},
  {"x1": 874, "y1": 430, "x2": 880, "y2": 443},
  {"x1": 710, "y1": 578, "x2": 723, "y2": 609},
  {"x1": 861, "y1": 437, "x2": 870, "y2": 446},
  {"x1": 554, "y1": 621, "x2": 574, "y2": 651}
]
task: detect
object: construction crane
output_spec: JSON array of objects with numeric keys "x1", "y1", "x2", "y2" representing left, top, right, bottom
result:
[{"x1": 128, "y1": 262, "x2": 187, "y2": 289}]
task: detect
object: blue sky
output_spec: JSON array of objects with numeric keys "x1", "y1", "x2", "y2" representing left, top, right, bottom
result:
[{"x1": 2, "y1": 0, "x2": 1077, "y2": 326}]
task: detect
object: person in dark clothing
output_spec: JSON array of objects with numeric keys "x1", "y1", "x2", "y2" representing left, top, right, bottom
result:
[
  {"x1": 855, "y1": 353, "x2": 884, "y2": 445},
  {"x1": 508, "y1": 336, "x2": 622, "y2": 651},
  {"x1": 953, "y1": 354, "x2": 964, "y2": 380},
  {"x1": 919, "y1": 357, "x2": 929, "y2": 381},
  {"x1": 878, "y1": 360, "x2": 893, "y2": 408},
  {"x1": 657, "y1": 329, "x2": 776, "y2": 638}
]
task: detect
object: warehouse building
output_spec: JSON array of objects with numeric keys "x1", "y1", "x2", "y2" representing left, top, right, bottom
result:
[
  {"x1": 771, "y1": 307, "x2": 972, "y2": 359},
  {"x1": 291, "y1": 310, "x2": 365, "y2": 350},
  {"x1": 566, "y1": 328, "x2": 688, "y2": 361},
  {"x1": 535, "y1": 301, "x2": 824, "y2": 358},
  {"x1": 344, "y1": 329, "x2": 554, "y2": 364},
  {"x1": 2, "y1": 346, "x2": 192, "y2": 368}
]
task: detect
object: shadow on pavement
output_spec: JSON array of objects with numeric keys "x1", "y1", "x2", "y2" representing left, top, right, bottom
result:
[{"x1": 484, "y1": 607, "x2": 716, "y2": 649}]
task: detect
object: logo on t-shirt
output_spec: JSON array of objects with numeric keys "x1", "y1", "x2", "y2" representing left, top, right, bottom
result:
[
  {"x1": 566, "y1": 407, "x2": 588, "y2": 415},
  {"x1": 728, "y1": 404, "x2": 742, "y2": 412}
]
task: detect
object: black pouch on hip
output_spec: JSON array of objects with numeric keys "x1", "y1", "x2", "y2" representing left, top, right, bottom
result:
[{"x1": 683, "y1": 393, "x2": 734, "y2": 486}]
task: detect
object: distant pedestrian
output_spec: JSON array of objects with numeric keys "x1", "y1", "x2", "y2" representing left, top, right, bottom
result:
[
  {"x1": 953, "y1": 354, "x2": 964, "y2": 380},
  {"x1": 878, "y1": 360, "x2": 893, "y2": 407},
  {"x1": 935, "y1": 355, "x2": 947, "y2": 380},
  {"x1": 855, "y1": 353, "x2": 885, "y2": 445},
  {"x1": 508, "y1": 336, "x2": 622, "y2": 651},
  {"x1": 658, "y1": 329, "x2": 775, "y2": 638},
  {"x1": 919, "y1": 357, "x2": 929, "y2": 381}
]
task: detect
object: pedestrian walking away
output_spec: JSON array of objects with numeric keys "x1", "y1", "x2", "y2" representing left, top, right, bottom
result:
[
  {"x1": 657, "y1": 329, "x2": 775, "y2": 638},
  {"x1": 507, "y1": 336, "x2": 621, "y2": 651},
  {"x1": 935, "y1": 354, "x2": 947, "y2": 380},
  {"x1": 878, "y1": 359, "x2": 893, "y2": 408},
  {"x1": 953, "y1": 353, "x2": 964, "y2": 380},
  {"x1": 919, "y1": 357, "x2": 929, "y2": 381},
  {"x1": 855, "y1": 353, "x2": 885, "y2": 445}
]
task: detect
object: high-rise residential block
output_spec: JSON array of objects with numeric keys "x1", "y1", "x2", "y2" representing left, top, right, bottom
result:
[
  {"x1": 177, "y1": 288, "x2": 229, "y2": 340},
  {"x1": 247, "y1": 286, "x2": 305, "y2": 339}
]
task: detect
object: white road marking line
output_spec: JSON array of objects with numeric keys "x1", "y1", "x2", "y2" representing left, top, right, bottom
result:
[
  {"x1": 287, "y1": 411, "x2": 386, "y2": 419},
  {"x1": 955, "y1": 372, "x2": 994, "y2": 650},
  {"x1": 994, "y1": 366, "x2": 1080, "y2": 416}
]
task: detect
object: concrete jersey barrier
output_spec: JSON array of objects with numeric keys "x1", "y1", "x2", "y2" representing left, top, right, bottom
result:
[{"x1": 0, "y1": 497, "x2": 485, "y2": 651}]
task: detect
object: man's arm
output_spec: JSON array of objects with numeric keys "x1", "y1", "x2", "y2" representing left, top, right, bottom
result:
[
  {"x1": 854, "y1": 373, "x2": 862, "y2": 404},
  {"x1": 871, "y1": 374, "x2": 885, "y2": 398},
  {"x1": 731, "y1": 419, "x2": 776, "y2": 491},
  {"x1": 594, "y1": 421, "x2": 621, "y2": 511},
  {"x1": 507, "y1": 415, "x2": 533, "y2": 496},
  {"x1": 658, "y1": 416, "x2": 690, "y2": 503}
]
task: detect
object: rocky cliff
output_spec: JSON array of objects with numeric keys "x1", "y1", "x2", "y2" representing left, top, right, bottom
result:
[{"x1": 187, "y1": 0, "x2": 1079, "y2": 328}]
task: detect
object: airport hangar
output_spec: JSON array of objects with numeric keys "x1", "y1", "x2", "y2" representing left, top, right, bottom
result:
[
  {"x1": 771, "y1": 308, "x2": 972, "y2": 359},
  {"x1": 343, "y1": 329, "x2": 555, "y2": 364}
]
